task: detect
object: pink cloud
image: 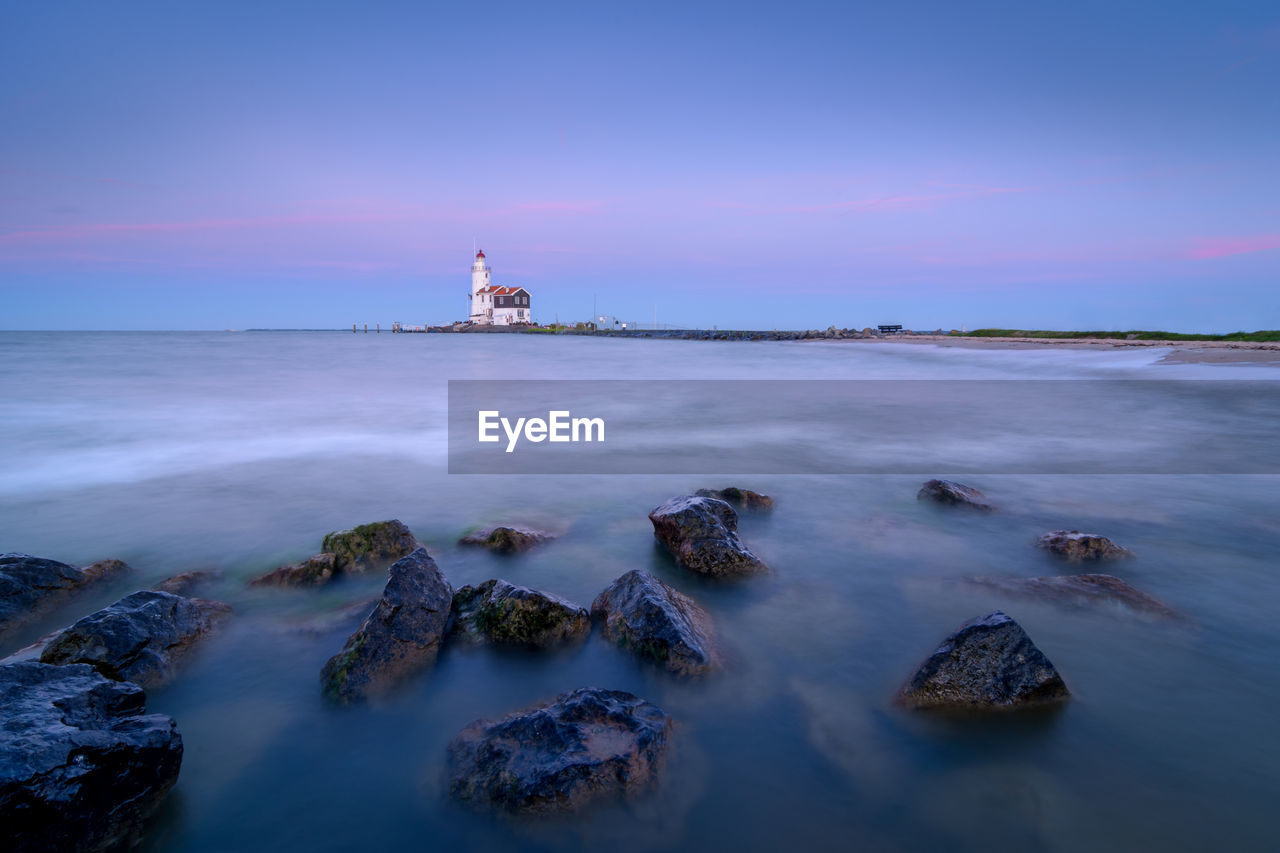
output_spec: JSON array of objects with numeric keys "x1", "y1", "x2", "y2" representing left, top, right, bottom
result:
[
  {"x1": 708, "y1": 184, "x2": 1037, "y2": 216},
  {"x1": 0, "y1": 211, "x2": 410, "y2": 245},
  {"x1": 1188, "y1": 233, "x2": 1280, "y2": 259},
  {"x1": 508, "y1": 200, "x2": 602, "y2": 213}
]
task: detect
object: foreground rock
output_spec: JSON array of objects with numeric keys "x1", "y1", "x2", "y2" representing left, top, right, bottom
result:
[
  {"x1": 648, "y1": 495, "x2": 768, "y2": 577},
  {"x1": 0, "y1": 662, "x2": 182, "y2": 852},
  {"x1": 1036, "y1": 530, "x2": 1133, "y2": 562},
  {"x1": 458, "y1": 526, "x2": 556, "y2": 554},
  {"x1": 319, "y1": 547, "x2": 452, "y2": 704},
  {"x1": 694, "y1": 487, "x2": 774, "y2": 511},
  {"x1": 451, "y1": 580, "x2": 589, "y2": 648},
  {"x1": 39, "y1": 591, "x2": 231, "y2": 689},
  {"x1": 0, "y1": 554, "x2": 129, "y2": 638},
  {"x1": 897, "y1": 611, "x2": 1070, "y2": 710},
  {"x1": 248, "y1": 553, "x2": 336, "y2": 588},
  {"x1": 965, "y1": 574, "x2": 1178, "y2": 619},
  {"x1": 448, "y1": 687, "x2": 671, "y2": 814},
  {"x1": 917, "y1": 479, "x2": 995, "y2": 511},
  {"x1": 591, "y1": 570, "x2": 722, "y2": 675},
  {"x1": 322, "y1": 519, "x2": 418, "y2": 574}
]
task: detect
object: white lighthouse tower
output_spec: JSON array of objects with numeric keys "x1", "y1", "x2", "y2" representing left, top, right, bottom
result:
[{"x1": 468, "y1": 249, "x2": 491, "y2": 322}]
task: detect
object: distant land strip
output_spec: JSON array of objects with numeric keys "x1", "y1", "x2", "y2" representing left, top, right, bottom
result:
[{"x1": 966, "y1": 329, "x2": 1280, "y2": 342}]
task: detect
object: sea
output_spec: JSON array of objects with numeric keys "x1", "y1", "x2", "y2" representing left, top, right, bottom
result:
[{"x1": 1, "y1": 331, "x2": 1277, "y2": 852}]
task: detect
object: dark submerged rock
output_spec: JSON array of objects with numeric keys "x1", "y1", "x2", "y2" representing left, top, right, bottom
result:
[
  {"x1": 152, "y1": 569, "x2": 217, "y2": 596},
  {"x1": 917, "y1": 479, "x2": 995, "y2": 511},
  {"x1": 321, "y1": 519, "x2": 418, "y2": 574},
  {"x1": 248, "y1": 553, "x2": 337, "y2": 588},
  {"x1": 897, "y1": 611, "x2": 1070, "y2": 710},
  {"x1": 0, "y1": 662, "x2": 182, "y2": 852},
  {"x1": 694, "y1": 487, "x2": 774, "y2": 511},
  {"x1": 1036, "y1": 530, "x2": 1133, "y2": 562},
  {"x1": 591, "y1": 570, "x2": 722, "y2": 676},
  {"x1": 0, "y1": 554, "x2": 126, "y2": 637},
  {"x1": 965, "y1": 574, "x2": 1178, "y2": 619},
  {"x1": 319, "y1": 547, "x2": 452, "y2": 704},
  {"x1": 458, "y1": 526, "x2": 555, "y2": 554},
  {"x1": 447, "y1": 687, "x2": 671, "y2": 814},
  {"x1": 38, "y1": 591, "x2": 231, "y2": 689},
  {"x1": 280, "y1": 597, "x2": 377, "y2": 637},
  {"x1": 78, "y1": 559, "x2": 131, "y2": 583},
  {"x1": 648, "y1": 495, "x2": 768, "y2": 577},
  {"x1": 450, "y1": 579, "x2": 589, "y2": 648}
]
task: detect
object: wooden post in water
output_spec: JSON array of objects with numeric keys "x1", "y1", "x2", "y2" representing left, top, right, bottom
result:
[
  {"x1": 377, "y1": 323, "x2": 380, "y2": 334},
  {"x1": 364, "y1": 324, "x2": 367, "y2": 333},
  {"x1": 352, "y1": 324, "x2": 356, "y2": 333}
]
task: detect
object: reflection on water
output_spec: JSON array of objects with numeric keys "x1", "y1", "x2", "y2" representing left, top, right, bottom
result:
[{"x1": 0, "y1": 332, "x2": 1277, "y2": 851}]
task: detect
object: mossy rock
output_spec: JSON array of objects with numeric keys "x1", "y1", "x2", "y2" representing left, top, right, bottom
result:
[
  {"x1": 321, "y1": 519, "x2": 418, "y2": 574},
  {"x1": 458, "y1": 526, "x2": 555, "y2": 554},
  {"x1": 451, "y1": 580, "x2": 589, "y2": 648}
]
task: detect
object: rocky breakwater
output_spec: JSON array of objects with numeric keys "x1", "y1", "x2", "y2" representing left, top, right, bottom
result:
[
  {"x1": 250, "y1": 519, "x2": 418, "y2": 587},
  {"x1": 897, "y1": 611, "x2": 1070, "y2": 710},
  {"x1": 319, "y1": 547, "x2": 452, "y2": 704},
  {"x1": 447, "y1": 687, "x2": 672, "y2": 814},
  {"x1": 38, "y1": 590, "x2": 231, "y2": 689},
  {"x1": 450, "y1": 579, "x2": 589, "y2": 648},
  {"x1": 0, "y1": 553, "x2": 130, "y2": 638},
  {"x1": 566, "y1": 326, "x2": 935, "y2": 342},
  {"x1": 649, "y1": 495, "x2": 768, "y2": 577},
  {"x1": 0, "y1": 662, "x2": 183, "y2": 852},
  {"x1": 591, "y1": 570, "x2": 722, "y2": 676}
]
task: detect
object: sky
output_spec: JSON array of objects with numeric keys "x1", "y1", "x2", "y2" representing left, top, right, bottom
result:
[{"x1": 1, "y1": 0, "x2": 1278, "y2": 331}]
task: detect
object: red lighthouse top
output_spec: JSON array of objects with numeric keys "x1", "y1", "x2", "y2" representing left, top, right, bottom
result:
[{"x1": 476, "y1": 249, "x2": 485, "y2": 259}]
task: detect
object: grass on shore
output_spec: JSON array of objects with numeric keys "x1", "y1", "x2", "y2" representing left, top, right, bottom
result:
[{"x1": 967, "y1": 329, "x2": 1280, "y2": 342}]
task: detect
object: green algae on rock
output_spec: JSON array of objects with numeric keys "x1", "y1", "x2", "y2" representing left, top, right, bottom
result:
[
  {"x1": 450, "y1": 579, "x2": 589, "y2": 648},
  {"x1": 322, "y1": 519, "x2": 419, "y2": 573}
]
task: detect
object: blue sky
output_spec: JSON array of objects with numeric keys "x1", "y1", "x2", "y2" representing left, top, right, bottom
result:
[{"x1": 2, "y1": 0, "x2": 1277, "y2": 330}]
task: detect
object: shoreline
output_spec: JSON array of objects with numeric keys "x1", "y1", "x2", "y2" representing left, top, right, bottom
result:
[
  {"x1": 819, "y1": 334, "x2": 1280, "y2": 364},
  {"x1": 518, "y1": 328, "x2": 1280, "y2": 365}
]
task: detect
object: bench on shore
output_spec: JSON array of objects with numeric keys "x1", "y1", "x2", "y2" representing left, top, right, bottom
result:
[{"x1": 878, "y1": 324, "x2": 904, "y2": 334}]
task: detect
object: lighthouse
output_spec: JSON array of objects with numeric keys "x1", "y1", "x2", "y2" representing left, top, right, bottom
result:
[
  {"x1": 467, "y1": 249, "x2": 491, "y2": 323},
  {"x1": 471, "y1": 250, "x2": 491, "y2": 299},
  {"x1": 466, "y1": 249, "x2": 532, "y2": 326}
]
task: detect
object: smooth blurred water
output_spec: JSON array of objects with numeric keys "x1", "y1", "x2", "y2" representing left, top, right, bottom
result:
[{"x1": 1, "y1": 331, "x2": 1277, "y2": 852}]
